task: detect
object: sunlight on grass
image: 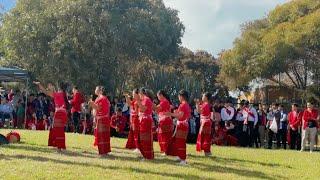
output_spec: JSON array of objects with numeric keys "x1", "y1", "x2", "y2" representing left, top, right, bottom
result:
[{"x1": 0, "y1": 130, "x2": 319, "y2": 179}]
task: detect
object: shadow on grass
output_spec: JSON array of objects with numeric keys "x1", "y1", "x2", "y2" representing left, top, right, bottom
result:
[
  {"x1": 188, "y1": 154, "x2": 292, "y2": 169},
  {"x1": 3, "y1": 154, "x2": 207, "y2": 179},
  {"x1": 191, "y1": 161, "x2": 284, "y2": 180},
  {"x1": 2, "y1": 144, "x2": 283, "y2": 179}
]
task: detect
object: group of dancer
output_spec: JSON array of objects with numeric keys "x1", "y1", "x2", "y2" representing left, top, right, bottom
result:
[{"x1": 33, "y1": 81, "x2": 215, "y2": 165}]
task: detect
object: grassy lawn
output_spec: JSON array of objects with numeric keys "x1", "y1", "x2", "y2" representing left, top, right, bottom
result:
[{"x1": 0, "y1": 130, "x2": 319, "y2": 180}]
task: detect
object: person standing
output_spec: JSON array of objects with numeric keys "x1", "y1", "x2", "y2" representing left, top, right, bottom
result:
[
  {"x1": 125, "y1": 89, "x2": 140, "y2": 152},
  {"x1": 196, "y1": 92, "x2": 213, "y2": 156},
  {"x1": 242, "y1": 101, "x2": 258, "y2": 147},
  {"x1": 166, "y1": 90, "x2": 191, "y2": 165},
  {"x1": 301, "y1": 102, "x2": 319, "y2": 153},
  {"x1": 220, "y1": 100, "x2": 235, "y2": 127},
  {"x1": 288, "y1": 103, "x2": 302, "y2": 150},
  {"x1": 257, "y1": 104, "x2": 267, "y2": 148},
  {"x1": 154, "y1": 90, "x2": 173, "y2": 155},
  {"x1": 70, "y1": 86, "x2": 84, "y2": 133},
  {"x1": 267, "y1": 103, "x2": 281, "y2": 149},
  {"x1": 34, "y1": 81, "x2": 69, "y2": 152},
  {"x1": 89, "y1": 86, "x2": 111, "y2": 157},
  {"x1": 137, "y1": 88, "x2": 154, "y2": 160},
  {"x1": 278, "y1": 105, "x2": 288, "y2": 149}
]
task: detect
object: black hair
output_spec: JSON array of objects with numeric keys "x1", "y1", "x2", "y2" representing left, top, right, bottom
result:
[
  {"x1": 116, "y1": 107, "x2": 122, "y2": 112},
  {"x1": 139, "y1": 87, "x2": 154, "y2": 100},
  {"x1": 91, "y1": 94, "x2": 98, "y2": 101},
  {"x1": 226, "y1": 98, "x2": 233, "y2": 104},
  {"x1": 203, "y1": 92, "x2": 212, "y2": 103},
  {"x1": 59, "y1": 82, "x2": 71, "y2": 111},
  {"x1": 307, "y1": 101, "x2": 314, "y2": 105},
  {"x1": 96, "y1": 86, "x2": 107, "y2": 96},
  {"x1": 244, "y1": 100, "x2": 250, "y2": 106},
  {"x1": 178, "y1": 90, "x2": 189, "y2": 102},
  {"x1": 275, "y1": 103, "x2": 280, "y2": 107},
  {"x1": 73, "y1": 86, "x2": 79, "y2": 90},
  {"x1": 157, "y1": 90, "x2": 171, "y2": 104},
  {"x1": 240, "y1": 100, "x2": 246, "y2": 106},
  {"x1": 292, "y1": 103, "x2": 299, "y2": 107},
  {"x1": 133, "y1": 88, "x2": 139, "y2": 94}
]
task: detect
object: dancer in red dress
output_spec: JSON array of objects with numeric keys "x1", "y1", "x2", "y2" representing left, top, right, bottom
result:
[
  {"x1": 155, "y1": 90, "x2": 173, "y2": 154},
  {"x1": 137, "y1": 88, "x2": 154, "y2": 160},
  {"x1": 196, "y1": 92, "x2": 213, "y2": 156},
  {"x1": 125, "y1": 89, "x2": 140, "y2": 151},
  {"x1": 34, "y1": 81, "x2": 69, "y2": 152},
  {"x1": 166, "y1": 90, "x2": 191, "y2": 165},
  {"x1": 89, "y1": 86, "x2": 111, "y2": 157}
]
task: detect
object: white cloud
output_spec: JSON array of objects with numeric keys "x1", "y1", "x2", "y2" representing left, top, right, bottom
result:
[{"x1": 163, "y1": 0, "x2": 289, "y2": 55}]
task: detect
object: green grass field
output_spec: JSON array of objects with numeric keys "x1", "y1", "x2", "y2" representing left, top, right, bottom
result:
[{"x1": 0, "y1": 130, "x2": 319, "y2": 180}]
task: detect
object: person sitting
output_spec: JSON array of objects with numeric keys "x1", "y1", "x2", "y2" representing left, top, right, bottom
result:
[
  {"x1": 26, "y1": 113, "x2": 37, "y2": 130},
  {"x1": 0, "y1": 97, "x2": 14, "y2": 127},
  {"x1": 110, "y1": 108, "x2": 128, "y2": 137},
  {"x1": 36, "y1": 115, "x2": 46, "y2": 130}
]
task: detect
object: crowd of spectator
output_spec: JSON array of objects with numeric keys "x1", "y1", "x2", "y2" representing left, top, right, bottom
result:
[{"x1": 1, "y1": 88, "x2": 319, "y2": 152}]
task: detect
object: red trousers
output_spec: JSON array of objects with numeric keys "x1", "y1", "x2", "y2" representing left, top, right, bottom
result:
[
  {"x1": 167, "y1": 121, "x2": 189, "y2": 160},
  {"x1": 196, "y1": 118, "x2": 212, "y2": 153},
  {"x1": 157, "y1": 116, "x2": 173, "y2": 153},
  {"x1": 126, "y1": 115, "x2": 140, "y2": 149},
  {"x1": 139, "y1": 115, "x2": 154, "y2": 159}
]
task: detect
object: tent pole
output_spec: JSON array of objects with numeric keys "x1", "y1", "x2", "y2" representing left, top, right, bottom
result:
[{"x1": 24, "y1": 78, "x2": 29, "y2": 125}]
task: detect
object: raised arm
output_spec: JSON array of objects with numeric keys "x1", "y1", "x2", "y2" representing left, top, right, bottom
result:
[
  {"x1": 33, "y1": 81, "x2": 53, "y2": 98},
  {"x1": 124, "y1": 94, "x2": 132, "y2": 106}
]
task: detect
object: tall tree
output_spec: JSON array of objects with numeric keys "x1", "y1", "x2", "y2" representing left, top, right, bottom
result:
[
  {"x1": 218, "y1": 0, "x2": 320, "y2": 102},
  {"x1": 0, "y1": 0, "x2": 184, "y2": 94}
]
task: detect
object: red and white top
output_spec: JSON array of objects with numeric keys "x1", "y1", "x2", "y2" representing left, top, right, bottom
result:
[
  {"x1": 140, "y1": 96, "x2": 153, "y2": 116},
  {"x1": 221, "y1": 106, "x2": 235, "y2": 121},
  {"x1": 94, "y1": 95, "x2": 110, "y2": 117},
  {"x1": 158, "y1": 98, "x2": 171, "y2": 115},
  {"x1": 178, "y1": 102, "x2": 191, "y2": 122},
  {"x1": 200, "y1": 102, "x2": 211, "y2": 118},
  {"x1": 53, "y1": 92, "x2": 67, "y2": 109}
]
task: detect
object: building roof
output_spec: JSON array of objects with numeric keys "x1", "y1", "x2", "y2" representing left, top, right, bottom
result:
[{"x1": 0, "y1": 67, "x2": 29, "y2": 82}]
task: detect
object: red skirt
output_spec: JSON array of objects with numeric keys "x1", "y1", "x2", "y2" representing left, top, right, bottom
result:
[
  {"x1": 167, "y1": 120, "x2": 189, "y2": 160},
  {"x1": 126, "y1": 114, "x2": 140, "y2": 149},
  {"x1": 157, "y1": 116, "x2": 173, "y2": 153},
  {"x1": 48, "y1": 110, "x2": 67, "y2": 149},
  {"x1": 139, "y1": 115, "x2": 154, "y2": 159},
  {"x1": 196, "y1": 118, "x2": 212, "y2": 153},
  {"x1": 94, "y1": 115, "x2": 111, "y2": 155}
]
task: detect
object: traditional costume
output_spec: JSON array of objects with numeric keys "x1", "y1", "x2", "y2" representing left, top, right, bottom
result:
[
  {"x1": 167, "y1": 102, "x2": 191, "y2": 161},
  {"x1": 157, "y1": 98, "x2": 173, "y2": 153},
  {"x1": 48, "y1": 92, "x2": 68, "y2": 149},
  {"x1": 93, "y1": 95, "x2": 111, "y2": 155},
  {"x1": 196, "y1": 102, "x2": 212, "y2": 153},
  {"x1": 138, "y1": 96, "x2": 154, "y2": 159}
]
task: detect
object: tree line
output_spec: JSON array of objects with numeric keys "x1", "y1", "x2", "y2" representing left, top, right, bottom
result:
[{"x1": 0, "y1": 0, "x2": 221, "y2": 99}]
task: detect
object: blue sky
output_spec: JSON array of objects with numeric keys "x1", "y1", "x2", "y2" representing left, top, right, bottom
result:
[{"x1": 1, "y1": 0, "x2": 289, "y2": 56}]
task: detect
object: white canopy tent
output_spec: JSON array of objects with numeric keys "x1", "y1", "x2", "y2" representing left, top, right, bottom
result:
[{"x1": 0, "y1": 67, "x2": 30, "y2": 124}]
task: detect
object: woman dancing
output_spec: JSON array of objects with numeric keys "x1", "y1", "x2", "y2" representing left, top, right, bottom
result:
[
  {"x1": 89, "y1": 86, "x2": 111, "y2": 157},
  {"x1": 196, "y1": 92, "x2": 213, "y2": 156},
  {"x1": 125, "y1": 89, "x2": 140, "y2": 152},
  {"x1": 166, "y1": 90, "x2": 191, "y2": 165},
  {"x1": 154, "y1": 90, "x2": 173, "y2": 155},
  {"x1": 34, "y1": 81, "x2": 69, "y2": 152}
]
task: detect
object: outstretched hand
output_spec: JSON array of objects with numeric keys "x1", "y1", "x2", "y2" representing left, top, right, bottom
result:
[{"x1": 33, "y1": 81, "x2": 40, "y2": 85}]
